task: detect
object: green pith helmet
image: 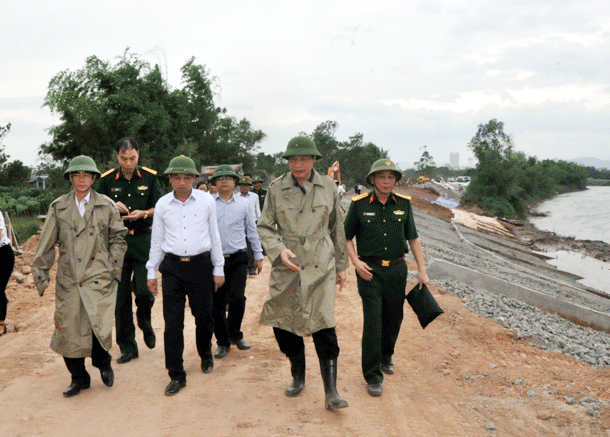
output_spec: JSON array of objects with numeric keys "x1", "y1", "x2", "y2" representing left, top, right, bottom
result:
[
  {"x1": 282, "y1": 136, "x2": 322, "y2": 159},
  {"x1": 63, "y1": 155, "x2": 101, "y2": 179},
  {"x1": 252, "y1": 175, "x2": 263, "y2": 183},
  {"x1": 238, "y1": 176, "x2": 252, "y2": 185},
  {"x1": 366, "y1": 159, "x2": 403, "y2": 184},
  {"x1": 164, "y1": 155, "x2": 199, "y2": 176},
  {"x1": 209, "y1": 164, "x2": 239, "y2": 182}
]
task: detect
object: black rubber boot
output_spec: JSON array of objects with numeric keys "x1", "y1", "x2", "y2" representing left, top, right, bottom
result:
[
  {"x1": 319, "y1": 358, "x2": 348, "y2": 410},
  {"x1": 285, "y1": 349, "x2": 305, "y2": 397}
]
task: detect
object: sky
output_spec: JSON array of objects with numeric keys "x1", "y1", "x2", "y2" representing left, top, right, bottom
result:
[{"x1": 2, "y1": 0, "x2": 610, "y2": 171}]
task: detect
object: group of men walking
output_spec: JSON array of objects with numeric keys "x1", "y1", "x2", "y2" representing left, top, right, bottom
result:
[{"x1": 31, "y1": 135, "x2": 429, "y2": 409}]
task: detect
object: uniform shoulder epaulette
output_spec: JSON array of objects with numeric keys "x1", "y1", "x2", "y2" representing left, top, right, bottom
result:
[
  {"x1": 394, "y1": 193, "x2": 411, "y2": 201},
  {"x1": 100, "y1": 168, "x2": 116, "y2": 178},
  {"x1": 140, "y1": 166, "x2": 157, "y2": 175},
  {"x1": 352, "y1": 192, "x2": 369, "y2": 201}
]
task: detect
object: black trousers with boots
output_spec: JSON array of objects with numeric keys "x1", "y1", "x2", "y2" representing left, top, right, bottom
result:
[{"x1": 63, "y1": 334, "x2": 111, "y2": 383}]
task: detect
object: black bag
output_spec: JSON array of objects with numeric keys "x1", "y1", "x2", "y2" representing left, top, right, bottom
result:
[{"x1": 406, "y1": 284, "x2": 444, "y2": 329}]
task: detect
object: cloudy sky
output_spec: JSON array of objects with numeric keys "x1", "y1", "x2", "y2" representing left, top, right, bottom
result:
[{"x1": 2, "y1": 0, "x2": 610, "y2": 170}]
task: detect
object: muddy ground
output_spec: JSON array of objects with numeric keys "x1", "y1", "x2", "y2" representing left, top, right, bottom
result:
[{"x1": 1, "y1": 187, "x2": 610, "y2": 436}]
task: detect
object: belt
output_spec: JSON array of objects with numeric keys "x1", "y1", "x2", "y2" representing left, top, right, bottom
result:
[
  {"x1": 165, "y1": 251, "x2": 210, "y2": 262},
  {"x1": 359, "y1": 256, "x2": 404, "y2": 267},
  {"x1": 223, "y1": 249, "x2": 247, "y2": 258},
  {"x1": 127, "y1": 227, "x2": 151, "y2": 236}
]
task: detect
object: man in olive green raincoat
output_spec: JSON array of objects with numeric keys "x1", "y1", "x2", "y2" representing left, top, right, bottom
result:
[
  {"x1": 32, "y1": 155, "x2": 128, "y2": 397},
  {"x1": 257, "y1": 136, "x2": 350, "y2": 410}
]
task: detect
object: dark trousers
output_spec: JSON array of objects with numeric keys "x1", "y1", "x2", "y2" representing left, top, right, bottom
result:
[
  {"x1": 160, "y1": 253, "x2": 215, "y2": 382},
  {"x1": 213, "y1": 250, "x2": 248, "y2": 346},
  {"x1": 63, "y1": 333, "x2": 111, "y2": 382},
  {"x1": 246, "y1": 239, "x2": 255, "y2": 270},
  {"x1": 0, "y1": 244, "x2": 15, "y2": 321},
  {"x1": 357, "y1": 259, "x2": 407, "y2": 384},
  {"x1": 273, "y1": 327, "x2": 340, "y2": 360},
  {"x1": 116, "y1": 235, "x2": 155, "y2": 354}
]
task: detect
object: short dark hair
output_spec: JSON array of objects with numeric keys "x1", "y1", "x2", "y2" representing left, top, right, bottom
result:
[
  {"x1": 195, "y1": 180, "x2": 207, "y2": 189},
  {"x1": 115, "y1": 138, "x2": 140, "y2": 153}
]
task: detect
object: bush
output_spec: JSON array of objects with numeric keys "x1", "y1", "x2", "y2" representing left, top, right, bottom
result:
[{"x1": 8, "y1": 214, "x2": 42, "y2": 245}]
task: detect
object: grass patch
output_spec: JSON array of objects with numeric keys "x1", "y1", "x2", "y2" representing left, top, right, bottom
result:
[{"x1": 9, "y1": 214, "x2": 42, "y2": 245}]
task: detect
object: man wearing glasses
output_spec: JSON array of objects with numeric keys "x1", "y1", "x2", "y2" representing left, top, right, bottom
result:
[
  {"x1": 32, "y1": 156, "x2": 128, "y2": 397},
  {"x1": 146, "y1": 155, "x2": 224, "y2": 396},
  {"x1": 257, "y1": 136, "x2": 350, "y2": 410},
  {"x1": 208, "y1": 166, "x2": 263, "y2": 360}
]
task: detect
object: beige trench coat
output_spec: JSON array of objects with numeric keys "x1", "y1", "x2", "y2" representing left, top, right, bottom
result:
[
  {"x1": 257, "y1": 170, "x2": 349, "y2": 336},
  {"x1": 32, "y1": 191, "x2": 127, "y2": 358}
]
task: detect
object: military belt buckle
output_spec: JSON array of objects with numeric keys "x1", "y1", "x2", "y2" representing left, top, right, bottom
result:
[
  {"x1": 381, "y1": 260, "x2": 390, "y2": 267},
  {"x1": 128, "y1": 230, "x2": 135, "y2": 236},
  {"x1": 180, "y1": 257, "x2": 191, "y2": 262}
]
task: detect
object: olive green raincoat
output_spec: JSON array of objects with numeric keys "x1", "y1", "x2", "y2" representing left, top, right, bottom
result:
[
  {"x1": 32, "y1": 191, "x2": 127, "y2": 357},
  {"x1": 257, "y1": 170, "x2": 349, "y2": 336}
]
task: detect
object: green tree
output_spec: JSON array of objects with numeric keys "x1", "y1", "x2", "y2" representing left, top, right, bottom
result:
[
  {"x1": 0, "y1": 123, "x2": 10, "y2": 168},
  {"x1": 40, "y1": 50, "x2": 265, "y2": 173},
  {"x1": 463, "y1": 119, "x2": 526, "y2": 217},
  {"x1": 0, "y1": 160, "x2": 32, "y2": 187},
  {"x1": 414, "y1": 145, "x2": 436, "y2": 172},
  {"x1": 463, "y1": 119, "x2": 588, "y2": 218}
]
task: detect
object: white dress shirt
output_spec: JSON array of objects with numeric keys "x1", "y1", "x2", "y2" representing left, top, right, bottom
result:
[
  {"x1": 75, "y1": 192, "x2": 91, "y2": 217},
  {"x1": 240, "y1": 191, "x2": 261, "y2": 221},
  {"x1": 146, "y1": 188, "x2": 224, "y2": 278},
  {"x1": 0, "y1": 212, "x2": 11, "y2": 247}
]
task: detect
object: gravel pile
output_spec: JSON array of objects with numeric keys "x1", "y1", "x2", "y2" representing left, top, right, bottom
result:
[
  {"x1": 403, "y1": 207, "x2": 610, "y2": 369},
  {"x1": 433, "y1": 277, "x2": 610, "y2": 368}
]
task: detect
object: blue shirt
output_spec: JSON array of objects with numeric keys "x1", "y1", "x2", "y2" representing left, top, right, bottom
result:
[
  {"x1": 214, "y1": 193, "x2": 263, "y2": 260},
  {"x1": 239, "y1": 191, "x2": 261, "y2": 221},
  {"x1": 146, "y1": 189, "x2": 224, "y2": 278}
]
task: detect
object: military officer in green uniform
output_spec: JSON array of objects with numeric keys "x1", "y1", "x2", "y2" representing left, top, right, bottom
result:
[
  {"x1": 344, "y1": 158, "x2": 429, "y2": 397},
  {"x1": 96, "y1": 138, "x2": 163, "y2": 364},
  {"x1": 251, "y1": 175, "x2": 267, "y2": 212}
]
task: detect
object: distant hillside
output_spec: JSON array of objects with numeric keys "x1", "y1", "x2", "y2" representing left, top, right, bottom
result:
[{"x1": 570, "y1": 157, "x2": 610, "y2": 169}]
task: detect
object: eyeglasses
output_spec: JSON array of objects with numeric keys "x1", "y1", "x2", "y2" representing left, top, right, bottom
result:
[
  {"x1": 288, "y1": 156, "x2": 314, "y2": 163},
  {"x1": 217, "y1": 176, "x2": 235, "y2": 181}
]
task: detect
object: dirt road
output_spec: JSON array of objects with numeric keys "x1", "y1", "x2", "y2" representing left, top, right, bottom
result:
[{"x1": 1, "y1": 215, "x2": 610, "y2": 436}]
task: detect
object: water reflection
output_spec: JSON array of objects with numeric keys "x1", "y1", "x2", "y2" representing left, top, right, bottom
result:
[{"x1": 536, "y1": 248, "x2": 610, "y2": 295}]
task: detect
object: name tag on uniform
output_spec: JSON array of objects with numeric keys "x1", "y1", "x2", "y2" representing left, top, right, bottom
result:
[
  {"x1": 111, "y1": 187, "x2": 122, "y2": 192},
  {"x1": 138, "y1": 185, "x2": 148, "y2": 190},
  {"x1": 394, "y1": 210, "x2": 405, "y2": 215},
  {"x1": 363, "y1": 212, "x2": 375, "y2": 216}
]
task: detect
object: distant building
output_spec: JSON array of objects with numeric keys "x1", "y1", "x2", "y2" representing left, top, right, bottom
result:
[{"x1": 449, "y1": 152, "x2": 459, "y2": 170}]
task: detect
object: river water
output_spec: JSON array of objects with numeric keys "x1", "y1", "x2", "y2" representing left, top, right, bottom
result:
[
  {"x1": 531, "y1": 186, "x2": 610, "y2": 294},
  {"x1": 531, "y1": 186, "x2": 610, "y2": 244}
]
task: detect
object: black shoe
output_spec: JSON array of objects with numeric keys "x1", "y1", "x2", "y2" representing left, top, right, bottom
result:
[
  {"x1": 201, "y1": 359, "x2": 214, "y2": 374},
  {"x1": 380, "y1": 363, "x2": 395, "y2": 375},
  {"x1": 116, "y1": 352, "x2": 139, "y2": 364},
  {"x1": 248, "y1": 268, "x2": 258, "y2": 276},
  {"x1": 164, "y1": 379, "x2": 186, "y2": 396},
  {"x1": 100, "y1": 365, "x2": 114, "y2": 387},
  {"x1": 143, "y1": 331, "x2": 156, "y2": 349},
  {"x1": 63, "y1": 379, "x2": 91, "y2": 397},
  {"x1": 214, "y1": 345, "x2": 230, "y2": 359},
  {"x1": 367, "y1": 383, "x2": 383, "y2": 397},
  {"x1": 231, "y1": 338, "x2": 251, "y2": 350}
]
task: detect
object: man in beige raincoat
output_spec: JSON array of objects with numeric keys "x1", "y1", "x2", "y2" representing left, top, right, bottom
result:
[
  {"x1": 257, "y1": 136, "x2": 350, "y2": 410},
  {"x1": 32, "y1": 155, "x2": 127, "y2": 397}
]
